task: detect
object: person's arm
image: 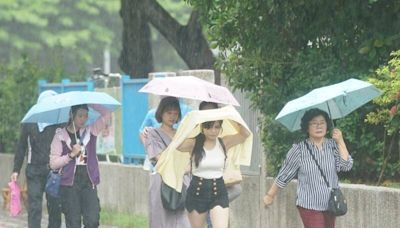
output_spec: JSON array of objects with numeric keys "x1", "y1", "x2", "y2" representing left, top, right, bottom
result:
[
  {"x1": 263, "y1": 182, "x2": 280, "y2": 206},
  {"x1": 89, "y1": 104, "x2": 111, "y2": 136},
  {"x1": 176, "y1": 138, "x2": 195, "y2": 153},
  {"x1": 222, "y1": 121, "x2": 251, "y2": 151},
  {"x1": 49, "y1": 128, "x2": 79, "y2": 170},
  {"x1": 332, "y1": 128, "x2": 349, "y2": 160},
  {"x1": 263, "y1": 143, "x2": 301, "y2": 206},
  {"x1": 144, "y1": 129, "x2": 170, "y2": 164},
  {"x1": 140, "y1": 126, "x2": 153, "y2": 145},
  {"x1": 11, "y1": 124, "x2": 29, "y2": 181},
  {"x1": 332, "y1": 128, "x2": 353, "y2": 172}
]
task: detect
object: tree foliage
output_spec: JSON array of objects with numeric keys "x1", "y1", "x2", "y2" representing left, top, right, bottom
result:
[
  {"x1": 367, "y1": 51, "x2": 400, "y2": 133},
  {"x1": 0, "y1": 0, "x2": 121, "y2": 72},
  {"x1": 0, "y1": 56, "x2": 66, "y2": 153},
  {"x1": 187, "y1": 0, "x2": 400, "y2": 182},
  {"x1": 365, "y1": 51, "x2": 400, "y2": 184}
]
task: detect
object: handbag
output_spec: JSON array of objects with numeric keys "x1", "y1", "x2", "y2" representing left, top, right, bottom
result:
[
  {"x1": 45, "y1": 170, "x2": 62, "y2": 198},
  {"x1": 328, "y1": 187, "x2": 347, "y2": 216},
  {"x1": 154, "y1": 129, "x2": 186, "y2": 211},
  {"x1": 8, "y1": 181, "x2": 22, "y2": 217},
  {"x1": 160, "y1": 180, "x2": 186, "y2": 211},
  {"x1": 305, "y1": 142, "x2": 347, "y2": 216},
  {"x1": 223, "y1": 169, "x2": 243, "y2": 186},
  {"x1": 217, "y1": 138, "x2": 243, "y2": 187}
]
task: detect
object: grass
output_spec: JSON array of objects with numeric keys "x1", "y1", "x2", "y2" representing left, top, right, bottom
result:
[
  {"x1": 381, "y1": 180, "x2": 400, "y2": 189},
  {"x1": 341, "y1": 178, "x2": 400, "y2": 189},
  {"x1": 100, "y1": 208, "x2": 148, "y2": 228}
]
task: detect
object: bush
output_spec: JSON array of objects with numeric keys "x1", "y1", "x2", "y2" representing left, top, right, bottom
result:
[{"x1": 0, "y1": 55, "x2": 74, "y2": 153}]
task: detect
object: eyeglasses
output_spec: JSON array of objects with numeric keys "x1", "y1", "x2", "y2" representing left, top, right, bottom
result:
[{"x1": 309, "y1": 121, "x2": 326, "y2": 127}]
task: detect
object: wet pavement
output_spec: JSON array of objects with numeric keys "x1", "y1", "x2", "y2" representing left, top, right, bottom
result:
[
  {"x1": 0, "y1": 198, "x2": 116, "y2": 228},
  {"x1": 0, "y1": 206, "x2": 51, "y2": 228}
]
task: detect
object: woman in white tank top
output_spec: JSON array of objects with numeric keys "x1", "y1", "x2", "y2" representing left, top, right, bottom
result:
[{"x1": 177, "y1": 119, "x2": 250, "y2": 228}]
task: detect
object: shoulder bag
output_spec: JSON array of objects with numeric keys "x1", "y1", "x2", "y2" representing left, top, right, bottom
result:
[
  {"x1": 45, "y1": 169, "x2": 62, "y2": 198},
  {"x1": 218, "y1": 138, "x2": 243, "y2": 186},
  {"x1": 154, "y1": 129, "x2": 186, "y2": 211},
  {"x1": 304, "y1": 142, "x2": 347, "y2": 216}
]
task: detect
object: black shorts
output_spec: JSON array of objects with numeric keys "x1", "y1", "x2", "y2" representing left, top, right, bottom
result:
[{"x1": 185, "y1": 175, "x2": 229, "y2": 213}]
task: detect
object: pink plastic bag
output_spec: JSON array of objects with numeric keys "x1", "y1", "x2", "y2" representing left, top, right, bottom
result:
[{"x1": 8, "y1": 181, "x2": 22, "y2": 217}]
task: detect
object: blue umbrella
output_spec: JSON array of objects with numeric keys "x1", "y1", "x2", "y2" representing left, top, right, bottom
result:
[
  {"x1": 21, "y1": 91, "x2": 121, "y2": 124},
  {"x1": 275, "y1": 78, "x2": 382, "y2": 132}
]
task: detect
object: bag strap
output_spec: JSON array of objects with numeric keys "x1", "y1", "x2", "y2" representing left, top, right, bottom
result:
[
  {"x1": 154, "y1": 129, "x2": 168, "y2": 147},
  {"x1": 304, "y1": 141, "x2": 330, "y2": 188},
  {"x1": 218, "y1": 137, "x2": 227, "y2": 170},
  {"x1": 151, "y1": 128, "x2": 169, "y2": 167}
]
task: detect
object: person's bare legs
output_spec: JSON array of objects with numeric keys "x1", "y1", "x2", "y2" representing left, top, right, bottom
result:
[
  {"x1": 188, "y1": 210, "x2": 208, "y2": 228},
  {"x1": 210, "y1": 206, "x2": 229, "y2": 228}
]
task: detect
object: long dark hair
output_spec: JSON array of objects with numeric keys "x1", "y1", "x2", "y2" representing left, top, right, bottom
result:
[
  {"x1": 191, "y1": 120, "x2": 227, "y2": 168},
  {"x1": 68, "y1": 104, "x2": 89, "y2": 126}
]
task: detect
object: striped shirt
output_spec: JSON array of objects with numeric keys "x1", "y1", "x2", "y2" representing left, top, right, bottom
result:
[{"x1": 275, "y1": 138, "x2": 353, "y2": 211}]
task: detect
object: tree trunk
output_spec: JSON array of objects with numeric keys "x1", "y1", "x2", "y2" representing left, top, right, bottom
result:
[
  {"x1": 119, "y1": 0, "x2": 154, "y2": 78},
  {"x1": 119, "y1": 0, "x2": 220, "y2": 83},
  {"x1": 144, "y1": 0, "x2": 219, "y2": 83},
  {"x1": 376, "y1": 131, "x2": 398, "y2": 185}
]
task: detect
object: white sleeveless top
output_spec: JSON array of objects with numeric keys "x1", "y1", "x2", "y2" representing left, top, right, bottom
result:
[{"x1": 192, "y1": 139, "x2": 225, "y2": 179}]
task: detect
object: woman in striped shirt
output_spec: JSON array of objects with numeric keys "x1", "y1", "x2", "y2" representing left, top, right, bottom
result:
[{"x1": 263, "y1": 108, "x2": 353, "y2": 228}]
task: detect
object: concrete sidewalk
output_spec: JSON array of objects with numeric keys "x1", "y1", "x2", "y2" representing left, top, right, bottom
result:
[
  {"x1": 0, "y1": 208, "x2": 51, "y2": 228},
  {"x1": 0, "y1": 199, "x2": 116, "y2": 228}
]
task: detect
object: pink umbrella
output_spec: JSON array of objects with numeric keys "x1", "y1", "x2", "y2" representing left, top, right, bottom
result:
[{"x1": 139, "y1": 76, "x2": 240, "y2": 106}]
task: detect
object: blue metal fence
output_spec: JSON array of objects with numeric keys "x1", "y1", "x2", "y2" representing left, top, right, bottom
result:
[
  {"x1": 38, "y1": 79, "x2": 94, "y2": 93},
  {"x1": 121, "y1": 75, "x2": 149, "y2": 164}
]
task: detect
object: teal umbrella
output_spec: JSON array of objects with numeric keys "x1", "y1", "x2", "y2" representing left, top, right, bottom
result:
[{"x1": 275, "y1": 78, "x2": 382, "y2": 132}]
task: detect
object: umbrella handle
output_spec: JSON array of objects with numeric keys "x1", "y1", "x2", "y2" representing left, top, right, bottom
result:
[
  {"x1": 326, "y1": 103, "x2": 336, "y2": 129},
  {"x1": 71, "y1": 112, "x2": 79, "y2": 144}
]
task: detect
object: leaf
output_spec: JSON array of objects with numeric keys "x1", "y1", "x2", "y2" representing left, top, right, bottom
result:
[
  {"x1": 373, "y1": 39, "x2": 384, "y2": 47},
  {"x1": 358, "y1": 46, "x2": 370, "y2": 54}
]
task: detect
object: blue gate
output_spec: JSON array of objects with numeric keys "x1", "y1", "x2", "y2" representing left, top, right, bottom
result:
[
  {"x1": 121, "y1": 76, "x2": 149, "y2": 164},
  {"x1": 38, "y1": 79, "x2": 94, "y2": 93}
]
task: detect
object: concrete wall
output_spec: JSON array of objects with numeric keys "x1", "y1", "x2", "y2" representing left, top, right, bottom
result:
[
  {"x1": 1, "y1": 154, "x2": 399, "y2": 228},
  {"x1": 97, "y1": 163, "x2": 148, "y2": 215}
]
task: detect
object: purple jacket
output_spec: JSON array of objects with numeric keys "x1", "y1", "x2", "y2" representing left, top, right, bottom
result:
[
  {"x1": 49, "y1": 104, "x2": 111, "y2": 186},
  {"x1": 59, "y1": 134, "x2": 100, "y2": 186}
]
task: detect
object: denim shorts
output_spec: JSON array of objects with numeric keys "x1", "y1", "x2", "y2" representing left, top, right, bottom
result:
[{"x1": 185, "y1": 175, "x2": 229, "y2": 213}]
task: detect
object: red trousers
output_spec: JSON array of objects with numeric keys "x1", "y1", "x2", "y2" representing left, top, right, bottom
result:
[{"x1": 297, "y1": 206, "x2": 336, "y2": 228}]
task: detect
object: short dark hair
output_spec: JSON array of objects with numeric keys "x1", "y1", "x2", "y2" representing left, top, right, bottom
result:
[
  {"x1": 155, "y1": 96, "x2": 181, "y2": 123},
  {"x1": 69, "y1": 104, "x2": 89, "y2": 125},
  {"x1": 300, "y1": 108, "x2": 332, "y2": 134},
  {"x1": 71, "y1": 104, "x2": 89, "y2": 116},
  {"x1": 199, "y1": 101, "x2": 218, "y2": 110}
]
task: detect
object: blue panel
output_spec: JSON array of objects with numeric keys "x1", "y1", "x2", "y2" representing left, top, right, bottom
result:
[
  {"x1": 38, "y1": 79, "x2": 95, "y2": 94},
  {"x1": 121, "y1": 75, "x2": 149, "y2": 164}
]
